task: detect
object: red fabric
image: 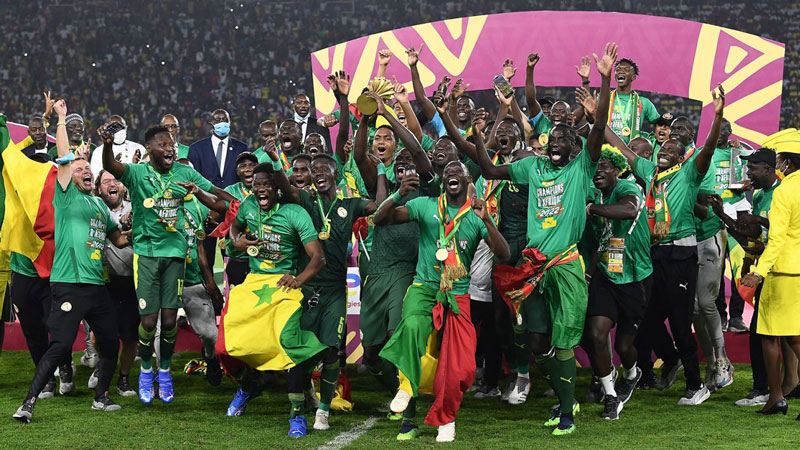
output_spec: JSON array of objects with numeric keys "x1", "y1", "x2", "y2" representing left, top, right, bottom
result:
[
  {"x1": 209, "y1": 200, "x2": 240, "y2": 238},
  {"x1": 492, "y1": 247, "x2": 547, "y2": 313},
  {"x1": 425, "y1": 293, "x2": 476, "y2": 427},
  {"x1": 215, "y1": 290, "x2": 246, "y2": 379},
  {"x1": 737, "y1": 280, "x2": 756, "y2": 305},
  {"x1": 352, "y1": 217, "x2": 369, "y2": 240},
  {"x1": 32, "y1": 168, "x2": 57, "y2": 278}
]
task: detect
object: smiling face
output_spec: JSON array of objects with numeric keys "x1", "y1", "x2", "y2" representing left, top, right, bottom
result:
[
  {"x1": 310, "y1": 158, "x2": 337, "y2": 194},
  {"x1": 443, "y1": 161, "x2": 468, "y2": 197},
  {"x1": 147, "y1": 131, "x2": 177, "y2": 172},
  {"x1": 28, "y1": 118, "x2": 47, "y2": 148},
  {"x1": 72, "y1": 159, "x2": 93, "y2": 193},
  {"x1": 656, "y1": 139, "x2": 685, "y2": 170},
  {"x1": 237, "y1": 159, "x2": 256, "y2": 188},
  {"x1": 393, "y1": 103, "x2": 408, "y2": 127},
  {"x1": 654, "y1": 123, "x2": 670, "y2": 144},
  {"x1": 432, "y1": 138, "x2": 458, "y2": 172},
  {"x1": 630, "y1": 137, "x2": 654, "y2": 160},
  {"x1": 66, "y1": 119, "x2": 84, "y2": 145},
  {"x1": 278, "y1": 120, "x2": 301, "y2": 154},
  {"x1": 615, "y1": 61, "x2": 637, "y2": 89},
  {"x1": 294, "y1": 94, "x2": 310, "y2": 117},
  {"x1": 456, "y1": 97, "x2": 474, "y2": 126},
  {"x1": 304, "y1": 133, "x2": 325, "y2": 157},
  {"x1": 372, "y1": 127, "x2": 396, "y2": 165},
  {"x1": 252, "y1": 172, "x2": 277, "y2": 211},
  {"x1": 98, "y1": 170, "x2": 123, "y2": 208},
  {"x1": 549, "y1": 101, "x2": 570, "y2": 126},
  {"x1": 593, "y1": 160, "x2": 618, "y2": 193},
  {"x1": 747, "y1": 161, "x2": 773, "y2": 190},
  {"x1": 669, "y1": 118, "x2": 695, "y2": 147},
  {"x1": 291, "y1": 158, "x2": 312, "y2": 189},
  {"x1": 547, "y1": 126, "x2": 576, "y2": 167},
  {"x1": 495, "y1": 119, "x2": 520, "y2": 156}
]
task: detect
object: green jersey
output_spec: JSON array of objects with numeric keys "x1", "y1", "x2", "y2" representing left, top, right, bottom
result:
[
  {"x1": 710, "y1": 146, "x2": 747, "y2": 204},
  {"x1": 10, "y1": 252, "x2": 38, "y2": 278},
  {"x1": 367, "y1": 190, "x2": 419, "y2": 276},
  {"x1": 590, "y1": 179, "x2": 652, "y2": 283},
  {"x1": 753, "y1": 180, "x2": 781, "y2": 245},
  {"x1": 120, "y1": 162, "x2": 215, "y2": 259},
  {"x1": 694, "y1": 165, "x2": 723, "y2": 242},
  {"x1": 223, "y1": 182, "x2": 252, "y2": 260},
  {"x1": 608, "y1": 91, "x2": 660, "y2": 144},
  {"x1": 529, "y1": 111, "x2": 553, "y2": 136},
  {"x1": 177, "y1": 143, "x2": 190, "y2": 161},
  {"x1": 235, "y1": 196, "x2": 318, "y2": 275},
  {"x1": 297, "y1": 190, "x2": 370, "y2": 286},
  {"x1": 183, "y1": 199, "x2": 210, "y2": 285},
  {"x1": 405, "y1": 196, "x2": 489, "y2": 295},
  {"x1": 507, "y1": 149, "x2": 597, "y2": 257},
  {"x1": 632, "y1": 156, "x2": 704, "y2": 244},
  {"x1": 50, "y1": 182, "x2": 118, "y2": 285}
]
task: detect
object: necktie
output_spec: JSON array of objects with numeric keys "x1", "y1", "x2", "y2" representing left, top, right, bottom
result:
[{"x1": 216, "y1": 141, "x2": 224, "y2": 174}]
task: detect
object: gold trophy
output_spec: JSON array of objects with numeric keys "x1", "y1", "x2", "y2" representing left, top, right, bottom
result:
[{"x1": 356, "y1": 77, "x2": 395, "y2": 115}]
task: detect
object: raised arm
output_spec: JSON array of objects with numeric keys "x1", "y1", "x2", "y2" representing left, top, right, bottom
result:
[
  {"x1": 471, "y1": 196, "x2": 510, "y2": 263},
  {"x1": 393, "y1": 78, "x2": 423, "y2": 142},
  {"x1": 407, "y1": 44, "x2": 436, "y2": 120},
  {"x1": 374, "y1": 173, "x2": 418, "y2": 225},
  {"x1": 587, "y1": 42, "x2": 617, "y2": 162},
  {"x1": 571, "y1": 56, "x2": 592, "y2": 125},
  {"x1": 329, "y1": 71, "x2": 351, "y2": 160},
  {"x1": 524, "y1": 53, "x2": 542, "y2": 118},
  {"x1": 472, "y1": 111, "x2": 511, "y2": 180},
  {"x1": 371, "y1": 92, "x2": 433, "y2": 176},
  {"x1": 376, "y1": 49, "x2": 391, "y2": 79},
  {"x1": 53, "y1": 100, "x2": 73, "y2": 189},
  {"x1": 258, "y1": 143, "x2": 300, "y2": 204},
  {"x1": 436, "y1": 95, "x2": 477, "y2": 162},
  {"x1": 352, "y1": 112, "x2": 377, "y2": 190},
  {"x1": 448, "y1": 78, "x2": 470, "y2": 127},
  {"x1": 694, "y1": 85, "x2": 726, "y2": 176}
]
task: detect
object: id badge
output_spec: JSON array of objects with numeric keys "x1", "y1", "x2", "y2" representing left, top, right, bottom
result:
[{"x1": 607, "y1": 237, "x2": 625, "y2": 273}]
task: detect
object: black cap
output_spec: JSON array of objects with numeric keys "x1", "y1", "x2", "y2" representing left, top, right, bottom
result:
[
  {"x1": 654, "y1": 112, "x2": 674, "y2": 127},
  {"x1": 236, "y1": 151, "x2": 258, "y2": 165},
  {"x1": 741, "y1": 147, "x2": 776, "y2": 167},
  {"x1": 538, "y1": 96, "x2": 556, "y2": 107}
]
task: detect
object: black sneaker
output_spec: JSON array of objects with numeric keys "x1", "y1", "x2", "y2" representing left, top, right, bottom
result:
[
  {"x1": 206, "y1": 357, "x2": 222, "y2": 387},
  {"x1": 637, "y1": 371, "x2": 658, "y2": 390},
  {"x1": 586, "y1": 376, "x2": 603, "y2": 403},
  {"x1": 721, "y1": 316, "x2": 728, "y2": 332},
  {"x1": 58, "y1": 363, "x2": 75, "y2": 395},
  {"x1": 727, "y1": 317, "x2": 749, "y2": 333},
  {"x1": 38, "y1": 378, "x2": 57, "y2": 399},
  {"x1": 92, "y1": 393, "x2": 122, "y2": 411},
  {"x1": 617, "y1": 367, "x2": 642, "y2": 404},
  {"x1": 656, "y1": 361, "x2": 683, "y2": 390},
  {"x1": 600, "y1": 395, "x2": 621, "y2": 420},
  {"x1": 117, "y1": 375, "x2": 137, "y2": 397},
  {"x1": 13, "y1": 399, "x2": 35, "y2": 423}
]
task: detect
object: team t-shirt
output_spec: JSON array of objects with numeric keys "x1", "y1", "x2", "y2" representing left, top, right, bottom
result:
[
  {"x1": 507, "y1": 149, "x2": 597, "y2": 257},
  {"x1": 120, "y1": 162, "x2": 215, "y2": 259},
  {"x1": 608, "y1": 92, "x2": 660, "y2": 144},
  {"x1": 223, "y1": 181, "x2": 252, "y2": 260},
  {"x1": 694, "y1": 164, "x2": 723, "y2": 242},
  {"x1": 405, "y1": 196, "x2": 489, "y2": 295},
  {"x1": 183, "y1": 199, "x2": 210, "y2": 285},
  {"x1": 50, "y1": 182, "x2": 118, "y2": 285},
  {"x1": 234, "y1": 196, "x2": 318, "y2": 275},
  {"x1": 367, "y1": 191, "x2": 419, "y2": 276}
]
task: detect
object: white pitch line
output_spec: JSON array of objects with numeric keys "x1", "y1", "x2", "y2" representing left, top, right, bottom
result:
[{"x1": 317, "y1": 416, "x2": 379, "y2": 450}]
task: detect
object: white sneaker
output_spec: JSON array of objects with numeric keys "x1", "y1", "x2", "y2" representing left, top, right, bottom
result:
[
  {"x1": 436, "y1": 421, "x2": 455, "y2": 443},
  {"x1": 80, "y1": 351, "x2": 99, "y2": 369},
  {"x1": 507, "y1": 376, "x2": 531, "y2": 405},
  {"x1": 677, "y1": 384, "x2": 711, "y2": 405},
  {"x1": 714, "y1": 358, "x2": 734, "y2": 389},
  {"x1": 390, "y1": 389, "x2": 412, "y2": 414},
  {"x1": 88, "y1": 369, "x2": 99, "y2": 389},
  {"x1": 501, "y1": 379, "x2": 515, "y2": 401},
  {"x1": 735, "y1": 389, "x2": 769, "y2": 406},
  {"x1": 313, "y1": 409, "x2": 330, "y2": 430}
]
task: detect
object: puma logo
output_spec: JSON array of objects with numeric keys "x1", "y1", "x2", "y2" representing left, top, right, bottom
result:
[
  {"x1": 679, "y1": 283, "x2": 688, "y2": 290},
  {"x1": 560, "y1": 377, "x2": 573, "y2": 384}
]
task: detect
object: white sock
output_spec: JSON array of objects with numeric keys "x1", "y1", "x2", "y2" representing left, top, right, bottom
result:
[
  {"x1": 600, "y1": 374, "x2": 616, "y2": 397},
  {"x1": 141, "y1": 367, "x2": 153, "y2": 373},
  {"x1": 158, "y1": 368, "x2": 170, "y2": 373},
  {"x1": 518, "y1": 372, "x2": 530, "y2": 380},
  {"x1": 624, "y1": 363, "x2": 638, "y2": 380}
]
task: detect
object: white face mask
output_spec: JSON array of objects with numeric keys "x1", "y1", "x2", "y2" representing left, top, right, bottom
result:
[{"x1": 113, "y1": 129, "x2": 127, "y2": 145}]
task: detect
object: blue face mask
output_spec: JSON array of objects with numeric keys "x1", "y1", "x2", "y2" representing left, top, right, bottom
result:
[{"x1": 213, "y1": 122, "x2": 230, "y2": 137}]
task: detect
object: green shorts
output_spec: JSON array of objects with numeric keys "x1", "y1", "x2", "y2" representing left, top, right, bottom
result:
[
  {"x1": 133, "y1": 254, "x2": 186, "y2": 316},
  {"x1": 520, "y1": 257, "x2": 587, "y2": 349},
  {"x1": 300, "y1": 284, "x2": 347, "y2": 348},
  {"x1": 360, "y1": 270, "x2": 414, "y2": 347}
]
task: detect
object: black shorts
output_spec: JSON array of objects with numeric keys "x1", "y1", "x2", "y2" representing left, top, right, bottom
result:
[
  {"x1": 108, "y1": 274, "x2": 139, "y2": 342},
  {"x1": 225, "y1": 258, "x2": 249, "y2": 288},
  {"x1": 587, "y1": 271, "x2": 650, "y2": 336}
]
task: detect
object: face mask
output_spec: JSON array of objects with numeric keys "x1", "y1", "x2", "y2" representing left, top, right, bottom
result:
[
  {"x1": 776, "y1": 160, "x2": 789, "y2": 179},
  {"x1": 113, "y1": 128, "x2": 127, "y2": 145},
  {"x1": 213, "y1": 122, "x2": 230, "y2": 137}
]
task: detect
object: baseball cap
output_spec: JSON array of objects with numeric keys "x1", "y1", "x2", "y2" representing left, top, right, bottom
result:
[
  {"x1": 654, "y1": 112, "x2": 674, "y2": 127},
  {"x1": 741, "y1": 147, "x2": 776, "y2": 167},
  {"x1": 236, "y1": 151, "x2": 259, "y2": 165}
]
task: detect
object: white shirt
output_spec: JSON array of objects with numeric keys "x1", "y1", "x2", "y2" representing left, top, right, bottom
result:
[
  {"x1": 90, "y1": 140, "x2": 146, "y2": 181},
  {"x1": 210, "y1": 135, "x2": 230, "y2": 177},
  {"x1": 294, "y1": 112, "x2": 308, "y2": 139}
]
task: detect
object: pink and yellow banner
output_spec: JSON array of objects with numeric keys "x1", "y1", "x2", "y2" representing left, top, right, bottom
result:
[{"x1": 311, "y1": 11, "x2": 785, "y2": 146}]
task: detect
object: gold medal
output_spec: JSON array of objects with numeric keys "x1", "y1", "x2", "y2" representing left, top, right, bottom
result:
[
  {"x1": 621, "y1": 126, "x2": 631, "y2": 137},
  {"x1": 538, "y1": 133, "x2": 549, "y2": 147},
  {"x1": 435, "y1": 248, "x2": 448, "y2": 262},
  {"x1": 218, "y1": 239, "x2": 226, "y2": 249},
  {"x1": 195, "y1": 230, "x2": 207, "y2": 241},
  {"x1": 367, "y1": 215, "x2": 375, "y2": 226},
  {"x1": 247, "y1": 246, "x2": 259, "y2": 257},
  {"x1": 318, "y1": 231, "x2": 330, "y2": 240},
  {"x1": 143, "y1": 197, "x2": 155, "y2": 209}
]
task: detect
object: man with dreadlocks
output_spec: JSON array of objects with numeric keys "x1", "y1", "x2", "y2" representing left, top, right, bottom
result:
[{"x1": 582, "y1": 146, "x2": 652, "y2": 420}]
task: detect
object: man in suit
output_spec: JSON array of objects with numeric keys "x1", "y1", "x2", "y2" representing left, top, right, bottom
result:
[
  {"x1": 188, "y1": 109, "x2": 249, "y2": 276},
  {"x1": 293, "y1": 93, "x2": 331, "y2": 151},
  {"x1": 21, "y1": 117, "x2": 52, "y2": 159}
]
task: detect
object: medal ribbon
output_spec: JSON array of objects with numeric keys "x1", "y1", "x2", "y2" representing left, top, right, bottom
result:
[
  {"x1": 276, "y1": 144, "x2": 291, "y2": 171},
  {"x1": 607, "y1": 90, "x2": 642, "y2": 136},
  {"x1": 645, "y1": 162, "x2": 681, "y2": 241},
  {"x1": 436, "y1": 195, "x2": 472, "y2": 291},
  {"x1": 185, "y1": 198, "x2": 205, "y2": 237},
  {"x1": 255, "y1": 202, "x2": 281, "y2": 242},
  {"x1": 482, "y1": 153, "x2": 507, "y2": 223},
  {"x1": 316, "y1": 195, "x2": 339, "y2": 235},
  {"x1": 146, "y1": 164, "x2": 174, "y2": 201}
]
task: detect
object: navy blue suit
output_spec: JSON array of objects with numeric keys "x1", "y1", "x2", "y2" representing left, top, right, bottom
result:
[{"x1": 187, "y1": 136, "x2": 248, "y2": 189}]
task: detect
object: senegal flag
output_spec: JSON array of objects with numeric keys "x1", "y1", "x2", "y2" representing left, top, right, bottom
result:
[
  {"x1": 216, "y1": 273, "x2": 326, "y2": 374},
  {"x1": 0, "y1": 115, "x2": 57, "y2": 278}
]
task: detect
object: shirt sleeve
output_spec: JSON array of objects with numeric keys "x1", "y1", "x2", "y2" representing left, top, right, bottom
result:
[
  {"x1": 234, "y1": 200, "x2": 248, "y2": 227},
  {"x1": 191, "y1": 166, "x2": 216, "y2": 192},
  {"x1": 754, "y1": 185, "x2": 791, "y2": 277},
  {"x1": 119, "y1": 162, "x2": 139, "y2": 187},
  {"x1": 404, "y1": 197, "x2": 425, "y2": 223},
  {"x1": 352, "y1": 198, "x2": 370, "y2": 219},
  {"x1": 643, "y1": 98, "x2": 660, "y2": 123},
  {"x1": 528, "y1": 110, "x2": 544, "y2": 128},
  {"x1": 293, "y1": 208, "x2": 319, "y2": 245},
  {"x1": 507, "y1": 157, "x2": 536, "y2": 185},
  {"x1": 429, "y1": 112, "x2": 447, "y2": 138},
  {"x1": 632, "y1": 157, "x2": 656, "y2": 185},
  {"x1": 53, "y1": 179, "x2": 74, "y2": 206}
]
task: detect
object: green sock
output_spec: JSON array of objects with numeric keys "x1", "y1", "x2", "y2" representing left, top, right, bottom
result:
[
  {"x1": 535, "y1": 352, "x2": 557, "y2": 392},
  {"x1": 319, "y1": 360, "x2": 340, "y2": 411},
  {"x1": 514, "y1": 331, "x2": 530, "y2": 375},
  {"x1": 368, "y1": 358, "x2": 399, "y2": 394},
  {"x1": 158, "y1": 326, "x2": 178, "y2": 370},
  {"x1": 137, "y1": 324, "x2": 156, "y2": 370},
  {"x1": 402, "y1": 396, "x2": 417, "y2": 422},
  {"x1": 289, "y1": 393, "x2": 304, "y2": 418},
  {"x1": 548, "y1": 349, "x2": 576, "y2": 414}
]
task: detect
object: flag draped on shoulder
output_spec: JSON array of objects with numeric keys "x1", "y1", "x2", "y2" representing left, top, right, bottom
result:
[
  {"x1": 0, "y1": 115, "x2": 57, "y2": 277},
  {"x1": 216, "y1": 273, "x2": 326, "y2": 374}
]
